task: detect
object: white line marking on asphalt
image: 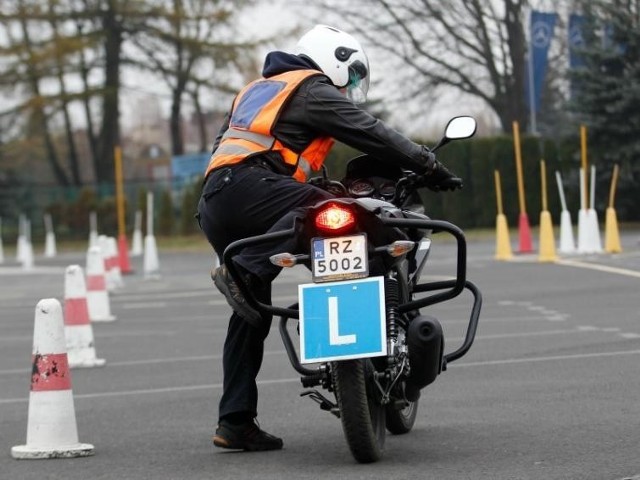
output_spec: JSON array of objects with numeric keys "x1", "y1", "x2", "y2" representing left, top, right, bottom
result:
[
  {"x1": 619, "y1": 333, "x2": 640, "y2": 339},
  {"x1": 121, "y1": 302, "x2": 168, "y2": 309},
  {"x1": 556, "y1": 259, "x2": 640, "y2": 278},
  {"x1": 462, "y1": 328, "x2": 593, "y2": 341},
  {"x1": 577, "y1": 325, "x2": 599, "y2": 331},
  {"x1": 0, "y1": 350, "x2": 288, "y2": 376},
  {"x1": 3, "y1": 348, "x2": 640, "y2": 405},
  {"x1": 445, "y1": 315, "x2": 563, "y2": 325},
  {"x1": 451, "y1": 349, "x2": 640, "y2": 368}
]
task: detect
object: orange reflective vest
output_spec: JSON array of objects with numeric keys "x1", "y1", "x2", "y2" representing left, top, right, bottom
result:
[{"x1": 204, "y1": 70, "x2": 335, "y2": 182}]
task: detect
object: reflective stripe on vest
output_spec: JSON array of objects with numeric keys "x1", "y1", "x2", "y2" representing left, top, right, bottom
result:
[{"x1": 205, "y1": 70, "x2": 334, "y2": 181}]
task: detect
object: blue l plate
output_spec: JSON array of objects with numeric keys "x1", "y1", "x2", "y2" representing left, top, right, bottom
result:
[{"x1": 298, "y1": 277, "x2": 387, "y2": 364}]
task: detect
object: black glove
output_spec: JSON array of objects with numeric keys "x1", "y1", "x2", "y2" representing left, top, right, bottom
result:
[{"x1": 420, "y1": 148, "x2": 463, "y2": 192}]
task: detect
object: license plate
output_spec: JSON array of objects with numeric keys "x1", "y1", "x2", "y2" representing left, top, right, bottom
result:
[{"x1": 311, "y1": 234, "x2": 368, "y2": 282}]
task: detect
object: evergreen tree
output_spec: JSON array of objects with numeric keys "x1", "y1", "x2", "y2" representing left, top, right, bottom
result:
[{"x1": 570, "y1": 1, "x2": 640, "y2": 218}]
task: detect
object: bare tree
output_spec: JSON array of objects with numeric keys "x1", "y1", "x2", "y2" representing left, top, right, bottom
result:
[
  {"x1": 8, "y1": 0, "x2": 71, "y2": 185},
  {"x1": 130, "y1": 0, "x2": 263, "y2": 155},
  {"x1": 314, "y1": 0, "x2": 530, "y2": 132}
]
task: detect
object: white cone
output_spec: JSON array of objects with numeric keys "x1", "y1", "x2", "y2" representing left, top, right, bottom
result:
[
  {"x1": 558, "y1": 210, "x2": 576, "y2": 254},
  {"x1": 577, "y1": 209, "x2": 590, "y2": 253},
  {"x1": 107, "y1": 237, "x2": 124, "y2": 289},
  {"x1": 85, "y1": 246, "x2": 116, "y2": 322},
  {"x1": 88, "y1": 212, "x2": 98, "y2": 249},
  {"x1": 98, "y1": 235, "x2": 116, "y2": 292},
  {"x1": 16, "y1": 234, "x2": 26, "y2": 263},
  {"x1": 0, "y1": 218, "x2": 5, "y2": 264},
  {"x1": 44, "y1": 214, "x2": 56, "y2": 258},
  {"x1": 586, "y1": 209, "x2": 603, "y2": 253},
  {"x1": 131, "y1": 211, "x2": 143, "y2": 256},
  {"x1": 22, "y1": 239, "x2": 34, "y2": 270},
  {"x1": 11, "y1": 299, "x2": 95, "y2": 459},
  {"x1": 44, "y1": 233, "x2": 56, "y2": 258},
  {"x1": 143, "y1": 235, "x2": 160, "y2": 279},
  {"x1": 63, "y1": 265, "x2": 106, "y2": 368}
]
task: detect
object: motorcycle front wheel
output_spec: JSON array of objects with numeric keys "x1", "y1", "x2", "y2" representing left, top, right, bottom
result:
[{"x1": 331, "y1": 359, "x2": 385, "y2": 463}]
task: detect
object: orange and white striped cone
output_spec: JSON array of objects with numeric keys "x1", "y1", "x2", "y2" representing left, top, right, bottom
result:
[
  {"x1": 11, "y1": 299, "x2": 95, "y2": 459},
  {"x1": 63, "y1": 265, "x2": 106, "y2": 368},
  {"x1": 98, "y1": 235, "x2": 116, "y2": 292},
  {"x1": 85, "y1": 246, "x2": 116, "y2": 322},
  {"x1": 107, "y1": 237, "x2": 124, "y2": 289}
]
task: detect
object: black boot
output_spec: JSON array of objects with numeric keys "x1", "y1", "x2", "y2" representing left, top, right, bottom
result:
[
  {"x1": 211, "y1": 265, "x2": 261, "y2": 326},
  {"x1": 213, "y1": 419, "x2": 283, "y2": 451}
]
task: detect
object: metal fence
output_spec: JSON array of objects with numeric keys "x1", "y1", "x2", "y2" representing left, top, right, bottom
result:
[{"x1": 0, "y1": 176, "x2": 202, "y2": 243}]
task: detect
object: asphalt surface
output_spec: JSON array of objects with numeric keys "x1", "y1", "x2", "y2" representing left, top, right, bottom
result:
[{"x1": 1, "y1": 230, "x2": 639, "y2": 480}]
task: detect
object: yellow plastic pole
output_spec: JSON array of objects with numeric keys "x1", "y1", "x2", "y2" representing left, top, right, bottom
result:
[
  {"x1": 605, "y1": 164, "x2": 622, "y2": 253},
  {"x1": 512, "y1": 121, "x2": 527, "y2": 215},
  {"x1": 580, "y1": 125, "x2": 588, "y2": 210},
  {"x1": 608, "y1": 164, "x2": 619, "y2": 209},
  {"x1": 494, "y1": 170, "x2": 512, "y2": 260},
  {"x1": 540, "y1": 159, "x2": 548, "y2": 212},
  {"x1": 494, "y1": 170, "x2": 504, "y2": 215},
  {"x1": 538, "y1": 159, "x2": 557, "y2": 262}
]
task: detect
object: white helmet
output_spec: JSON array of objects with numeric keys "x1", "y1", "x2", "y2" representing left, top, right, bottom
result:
[{"x1": 295, "y1": 25, "x2": 370, "y2": 103}]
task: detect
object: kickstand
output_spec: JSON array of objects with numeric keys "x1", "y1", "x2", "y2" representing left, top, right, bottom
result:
[{"x1": 301, "y1": 390, "x2": 340, "y2": 418}]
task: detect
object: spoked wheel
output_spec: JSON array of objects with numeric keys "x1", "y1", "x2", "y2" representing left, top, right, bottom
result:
[
  {"x1": 331, "y1": 359, "x2": 385, "y2": 463},
  {"x1": 385, "y1": 394, "x2": 419, "y2": 434}
]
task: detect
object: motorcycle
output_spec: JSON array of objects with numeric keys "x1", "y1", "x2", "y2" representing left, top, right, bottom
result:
[{"x1": 222, "y1": 116, "x2": 482, "y2": 463}]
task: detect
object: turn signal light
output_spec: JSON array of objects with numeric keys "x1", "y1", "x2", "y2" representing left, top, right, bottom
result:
[
  {"x1": 387, "y1": 240, "x2": 416, "y2": 257},
  {"x1": 315, "y1": 203, "x2": 356, "y2": 233},
  {"x1": 269, "y1": 253, "x2": 298, "y2": 268}
]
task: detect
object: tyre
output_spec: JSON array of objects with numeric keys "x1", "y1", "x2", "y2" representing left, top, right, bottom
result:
[
  {"x1": 332, "y1": 359, "x2": 385, "y2": 463},
  {"x1": 385, "y1": 396, "x2": 419, "y2": 434}
]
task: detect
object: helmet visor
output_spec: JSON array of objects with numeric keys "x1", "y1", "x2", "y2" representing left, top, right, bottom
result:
[{"x1": 346, "y1": 60, "x2": 369, "y2": 104}]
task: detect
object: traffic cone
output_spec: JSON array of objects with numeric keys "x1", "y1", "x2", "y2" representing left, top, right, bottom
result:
[
  {"x1": 63, "y1": 265, "x2": 106, "y2": 368},
  {"x1": 22, "y1": 220, "x2": 35, "y2": 271},
  {"x1": 130, "y1": 211, "x2": 143, "y2": 257},
  {"x1": 518, "y1": 213, "x2": 534, "y2": 253},
  {"x1": 495, "y1": 214, "x2": 512, "y2": 260},
  {"x1": 11, "y1": 299, "x2": 95, "y2": 459},
  {"x1": 85, "y1": 246, "x2": 116, "y2": 322},
  {"x1": 0, "y1": 217, "x2": 5, "y2": 264},
  {"x1": 538, "y1": 211, "x2": 557, "y2": 262},
  {"x1": 586, "y1": 208, "x2": 603, "y2": 253},
  {"x1": 143, "y1": 234, "x2": 160, "y2": 280},
  {"x1": 604, "y1": 207, "x2": 622, "y2": 253},
  {"x1": 555, "y1": 172, "x2": 575, "y2": 254},
  {"x1": 538, "y1": 160, "x2": 557, "y2": 262},
  {"x1": 44, "y1": 214, "x2": 57, "y2": 258},
  {"x1": 117, "y1": 234, "x2": 133, "y2": 274},
  {"x1": 98, "y1": 236, "x2": 115, "y2": 292},
  {"x1": 558, "y1": 210, "x2": 576, "y2": 254},
  {"x1": 107, "y1": 237, "x2": 124, "y2": 289},
  {"x1": 16, "y1": 214, "x2": 26, "y2": 262},
  {"x1": 88, "y1": 212, "x2": 98, "y2": 249},
  {"x1": 604, "y1": 165, "x2": 622, "y2": 254}
]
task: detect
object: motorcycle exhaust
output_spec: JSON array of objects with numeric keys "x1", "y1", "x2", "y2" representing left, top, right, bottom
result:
[{"x1": 405, "y1": 315, "x2": 444, "y2": 401}]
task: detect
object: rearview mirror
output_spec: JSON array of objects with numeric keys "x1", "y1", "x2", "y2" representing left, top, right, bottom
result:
[{"x1": 445, "y1": 116, "x2": 477, "y2": 140}]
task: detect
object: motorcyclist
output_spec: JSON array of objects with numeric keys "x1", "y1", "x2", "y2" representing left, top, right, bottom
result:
[{"x1": 197, "y1": 24, "x2": 462, "y2": 452}]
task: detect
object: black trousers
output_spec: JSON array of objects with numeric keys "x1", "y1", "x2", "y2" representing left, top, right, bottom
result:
[{"x1": 197, "y1": 162, "x2": 332, "y2": 420}]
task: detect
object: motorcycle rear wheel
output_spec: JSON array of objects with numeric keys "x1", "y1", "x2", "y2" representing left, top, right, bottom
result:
[
  {"x1": 331, "y1": 359, "x2": 385, "y2": 463},
  {"x1": 385, "y1": 395, "x2": 419, "y2": 434}
]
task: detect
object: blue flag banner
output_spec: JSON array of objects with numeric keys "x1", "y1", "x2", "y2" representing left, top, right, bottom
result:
[
  {"x1": 568, "y1": 13, "x2": 586, "y2": 69},
  {"x1": 527, "y1": 10, "x2": 558, "y2": 114}
]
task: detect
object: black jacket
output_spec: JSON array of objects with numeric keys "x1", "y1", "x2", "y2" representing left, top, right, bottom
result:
[{"x1": 211, "y1": 51, "x2": 428, "y2": 174}]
